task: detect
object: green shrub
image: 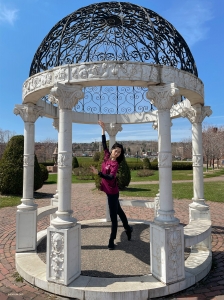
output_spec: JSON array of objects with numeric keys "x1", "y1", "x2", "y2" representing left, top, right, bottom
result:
[
  {"x1": 142, "y1": 157, "x2": 151, "y2": 169},
  {"x1": 39, "y1": 164, "x2": 49, "y2": 182},
  {"x1": 73, "y1": 167, "x2": 94, "y2": 180},
  {"x1": 34, "y1": 156, "x2": 43, "y2": 191},
  {"x1": 40, "y1": 161, "x2": 54, "y2": 166},
  {"x1": 126, "y1": 161, "x2": 143, "y2": 170},
  {"x1": 0, "y1": 135, "x2": 43, "y2": 195},
  {"x1": 93, "y1": 151, "x2": 101, "y2": 162},
  {"x1": 72, "y1": 156, "x2": 79, "y2": 168},
  {"x1": 117, "y1": 158, "x2": 131, "y2": 190},
  {"x1": 137, "y1": 169, "x2": 154, "y2": 177},
  {"x1": 151, "y1": 161, "x2": 158, "y2": 170},
  {"x1": 172, "y1": 162, "x2": 192, "y2": 170}
]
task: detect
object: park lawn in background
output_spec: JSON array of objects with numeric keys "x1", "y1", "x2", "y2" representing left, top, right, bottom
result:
[
  {"x1": 203, "y1": 168, "x2": 224, "y2": 178},
  {"x1": 119, "y1": 181, "x2": 224, "y2": 202},
  {"x1": 129, "y1": 170, "x2": 194, "y2": 182},
  {"x1": 0, "y1": 195, "x2": 21, "y2": 208},
  {"x1": 46, "y1": 173, "x2": 94, "y2": 184}
]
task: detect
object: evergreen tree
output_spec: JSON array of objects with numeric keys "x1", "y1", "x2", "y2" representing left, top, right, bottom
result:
[
  {"x1": 93, "y1": 151, "x2": 100, "y2": 162},
  {"x1": 72, "y1": 156, "x2": 79, "y2": 168},
  {"x1": 0, "y1": 135, "x2": 43, "y2": 195}
]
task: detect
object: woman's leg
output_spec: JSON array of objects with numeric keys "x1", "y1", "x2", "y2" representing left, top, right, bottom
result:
[
  {"x1": 107, "y1": 193, "x2": 119, "y2": 240},
  {"x1": 117, "y1": 200, "x2": 129, "y2": 230},
  {"x1": 117, "y1": 196, "x2": 133, "y2": 240}
]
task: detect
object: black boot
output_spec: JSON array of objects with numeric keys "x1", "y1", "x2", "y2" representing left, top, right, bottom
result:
[
  {"x1": 108, "y1": 238, "x2": 115, "y2": 250},
  {"x1": 125, "y1": 226, "x2": 133, "y2": 241}
]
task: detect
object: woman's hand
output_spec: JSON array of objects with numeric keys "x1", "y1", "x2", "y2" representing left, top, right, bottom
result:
[
  {"x1": 90, "y1": 165, "x2": 98, "y2": 175},
  {"x1": 98, "y1": 120, "x2": 105, "y2": 135}
]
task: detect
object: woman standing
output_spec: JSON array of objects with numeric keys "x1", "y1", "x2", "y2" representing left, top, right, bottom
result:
[{"x1": 90, "y1": 120, "x2": 133, "y2": 250}]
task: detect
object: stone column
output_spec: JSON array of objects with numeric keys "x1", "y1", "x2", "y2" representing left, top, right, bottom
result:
[
  {"x1": 181, "y1": 104, "x2": 212, "y2": 221},
  {"x1": 104, "y1": 123, "x2": 122, "y2": 221},
  {"x1": 152, "y1": 118, "x2": 160, "y2": 217},
  {"x1": 50, "y1": 118, "x2": 59, "y2": 218},
  {"x1": 46, "y1": 83, "x2": 84, "y2": 285},
  {"x1": 147, "y1": 84, "x2": 185, "y2": 284},
  {"x1": 14, "y1": 103, "x2": 43, "y2": 252}
]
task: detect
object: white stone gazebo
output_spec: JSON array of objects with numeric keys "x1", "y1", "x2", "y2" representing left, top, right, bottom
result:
[{"x1": 14, "y1": 2, "x2": 213, "y2": 299}]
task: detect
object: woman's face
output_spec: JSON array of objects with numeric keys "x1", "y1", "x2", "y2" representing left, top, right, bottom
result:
[{"x1": 111, "y1": 147, "x2": 122, "y2": 159}]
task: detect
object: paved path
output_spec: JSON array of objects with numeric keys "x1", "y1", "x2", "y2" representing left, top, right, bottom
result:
[{"x1": 0, "y1": 178, "x2": 224, "y2": 300}]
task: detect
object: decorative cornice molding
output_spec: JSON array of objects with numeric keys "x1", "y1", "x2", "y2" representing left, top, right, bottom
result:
[
  {"x1": 146, "y1": 83, "x2": 179, "y2": 110},
  {"x1": 22, "y1": 63, "x2": 204, "y2": 105},
  {"x1": 14, "y1": 103, "x2": 44, "y2": 122},
  {"x1": 49, "y1": 83, "x2": 84, "y2": 110},
  {"x1": 105, "y1": 123, "x2": 123, "y2": 136},
  {"x1": 181, "y1": 104, "x2": 212, "y2": 123}
]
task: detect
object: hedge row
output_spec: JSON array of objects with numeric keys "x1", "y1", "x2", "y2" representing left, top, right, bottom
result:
[{"x1": 75, "y1": 160, "x2": 192, "y2": 170}]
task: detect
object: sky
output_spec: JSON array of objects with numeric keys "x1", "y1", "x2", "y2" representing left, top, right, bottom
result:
[{"x1": 0, "y1": 0, "x2": 223, "y2": 143}]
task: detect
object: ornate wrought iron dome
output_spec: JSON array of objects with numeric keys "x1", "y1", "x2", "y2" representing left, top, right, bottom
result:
[{"x1": 29, "y1": 1, "x2": 198, "y2": 77}]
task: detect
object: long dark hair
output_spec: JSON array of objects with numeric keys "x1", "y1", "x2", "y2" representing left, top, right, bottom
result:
[{"x1": 111, "y1": 142, "x2": 124, "y2": 164}]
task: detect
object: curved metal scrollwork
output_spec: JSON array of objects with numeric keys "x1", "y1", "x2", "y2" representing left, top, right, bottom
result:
[
  {"x1": 29, "y1": 2, "x2": 198, "y2": 76},
  {"x1": 74, "y1": 86, "x2": 153, "y2": 114},
  {"x1": 42, "y1": 86, "x2": 154, "y2": 114}
]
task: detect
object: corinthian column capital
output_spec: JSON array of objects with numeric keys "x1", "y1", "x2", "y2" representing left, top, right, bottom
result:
[
  {"x1": 181, "y1": 104, "x2": 212, "y2": 123},
  {"x1": 105, "y1": 123, "x2": 122, "y2": 136},
  {"x1": 14, "y1": 103, "x2": 44, "y2": 122},
  {"x1": 49, "y1": 83, "x2": 84, "y2": 110},
  {"x1": 52, "y1": 118, "x2": 59, "y2": 131},
  {"x1": 146, "y1": 83, "x2": 179, "y2": 110}
]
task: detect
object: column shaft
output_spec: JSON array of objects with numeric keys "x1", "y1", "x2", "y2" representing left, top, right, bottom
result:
[
  {"x1": 58, "y1": 108, "x2": 72, "y2": 212},
  {"x1": 192, "y1": 122, "x2": 204, "y2": 200},
  {"x1": 22, "y1": 122, "x2": 35, "y2": 203}
]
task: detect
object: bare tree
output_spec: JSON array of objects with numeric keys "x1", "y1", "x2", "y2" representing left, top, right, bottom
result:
[
  {"x1": 35, "y1": 138, "x2": 57, "y2": 162},
  {"x1": 202, "y1": 125, "x2": 224, "y2": 171},
  {"x1": 0, "y1": 129, "x2": 16, "y2": 158}
]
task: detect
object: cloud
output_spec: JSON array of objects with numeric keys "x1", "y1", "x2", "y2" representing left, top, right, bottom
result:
[
  {"x1": 0, "y1": 3, "x2": 18, "y2": 25},
  {"x1": 164, "y1": 0, "x2": 214, "y2": 47}
]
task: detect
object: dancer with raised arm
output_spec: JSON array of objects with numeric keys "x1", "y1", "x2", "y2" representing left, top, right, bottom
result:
[{"x1": 90, "y1": 120, "x2": 133, "y2": 250}]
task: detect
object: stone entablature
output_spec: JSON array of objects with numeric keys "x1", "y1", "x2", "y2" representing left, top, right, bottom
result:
[{"x1": 22, "y1": 62, "x2": 204, "y2": 105}]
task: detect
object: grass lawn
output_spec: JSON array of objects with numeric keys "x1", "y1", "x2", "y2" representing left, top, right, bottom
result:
[
  {"x1": 119, "y1": 181, "x2": 224, "y2": 202},
  {"x1": 0, "y1": 195, "x2": 21, "y2": 208},
  {"x1": 45, "y1": 173, "x2": 94, "y2": 184},
  {"x1": 1, "y1": 168, "x2": 223, "y2": 208}
]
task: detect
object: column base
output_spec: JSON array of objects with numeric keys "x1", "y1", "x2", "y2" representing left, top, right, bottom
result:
[
  {"x1": 16, "y1": 209, "x2": 37, "y2": 252},
  {"x1": 150, "y1": 223, "x2": 185, "y2": 284},
  {"x1": 189, "y1": 201, "x2": 210, "y2": 222},
  {"x1": 46, "y1": 224, "x2": 81, "y2": 285},
  {"x1": 154, "y1": 209, "x2": 179, "y2": 225}
]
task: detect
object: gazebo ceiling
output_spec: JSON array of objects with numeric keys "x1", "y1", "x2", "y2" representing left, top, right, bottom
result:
[{"x1": 29, "y1": 1, "x2": 198, "y2": 77}]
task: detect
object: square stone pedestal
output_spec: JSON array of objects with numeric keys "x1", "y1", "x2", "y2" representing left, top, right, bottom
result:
[
  {"x1": 46, "y1": 224, "x2": 81, "y2": 285},
  {"x1": 150, "y1": 223, "x2": 185, "y2": 284},
  {"x1": 16, "y1": 209, "x2": 37, "y2": 252}
]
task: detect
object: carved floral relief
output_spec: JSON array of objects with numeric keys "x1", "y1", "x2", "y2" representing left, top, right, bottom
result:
[
  {"x1": 23, "y1": 154, "x2": 34, "y2": 166},
  {"x1": 50, "y1": 232, "x2": 64, "y2": 280},
  {"x1": 158, "y1": 153, "x2": 172, "y2": 168},
  {"x1": 167, "y1": 229, "x2": 182, "y2": 281},
  {"x1": 58, "y1": 153, "x2": 70, "y2": 167}
]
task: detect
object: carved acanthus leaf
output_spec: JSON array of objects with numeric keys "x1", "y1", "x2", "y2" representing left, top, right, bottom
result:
[
  {"x1": 49, "y1": 83, "x2": 84, "y2": 110},
  {"x1": 146, "y1": 83, "x2": 179, "y2": 110},
  {"x1": 14, "y1": 104, "x2": 44, "y2": 122},
  {"x1": 181, "y1": 104, "x2": 212, "y2": 123},
  {"x1": 105, "y1": 123, "x2": 123, "y2": 136}
]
